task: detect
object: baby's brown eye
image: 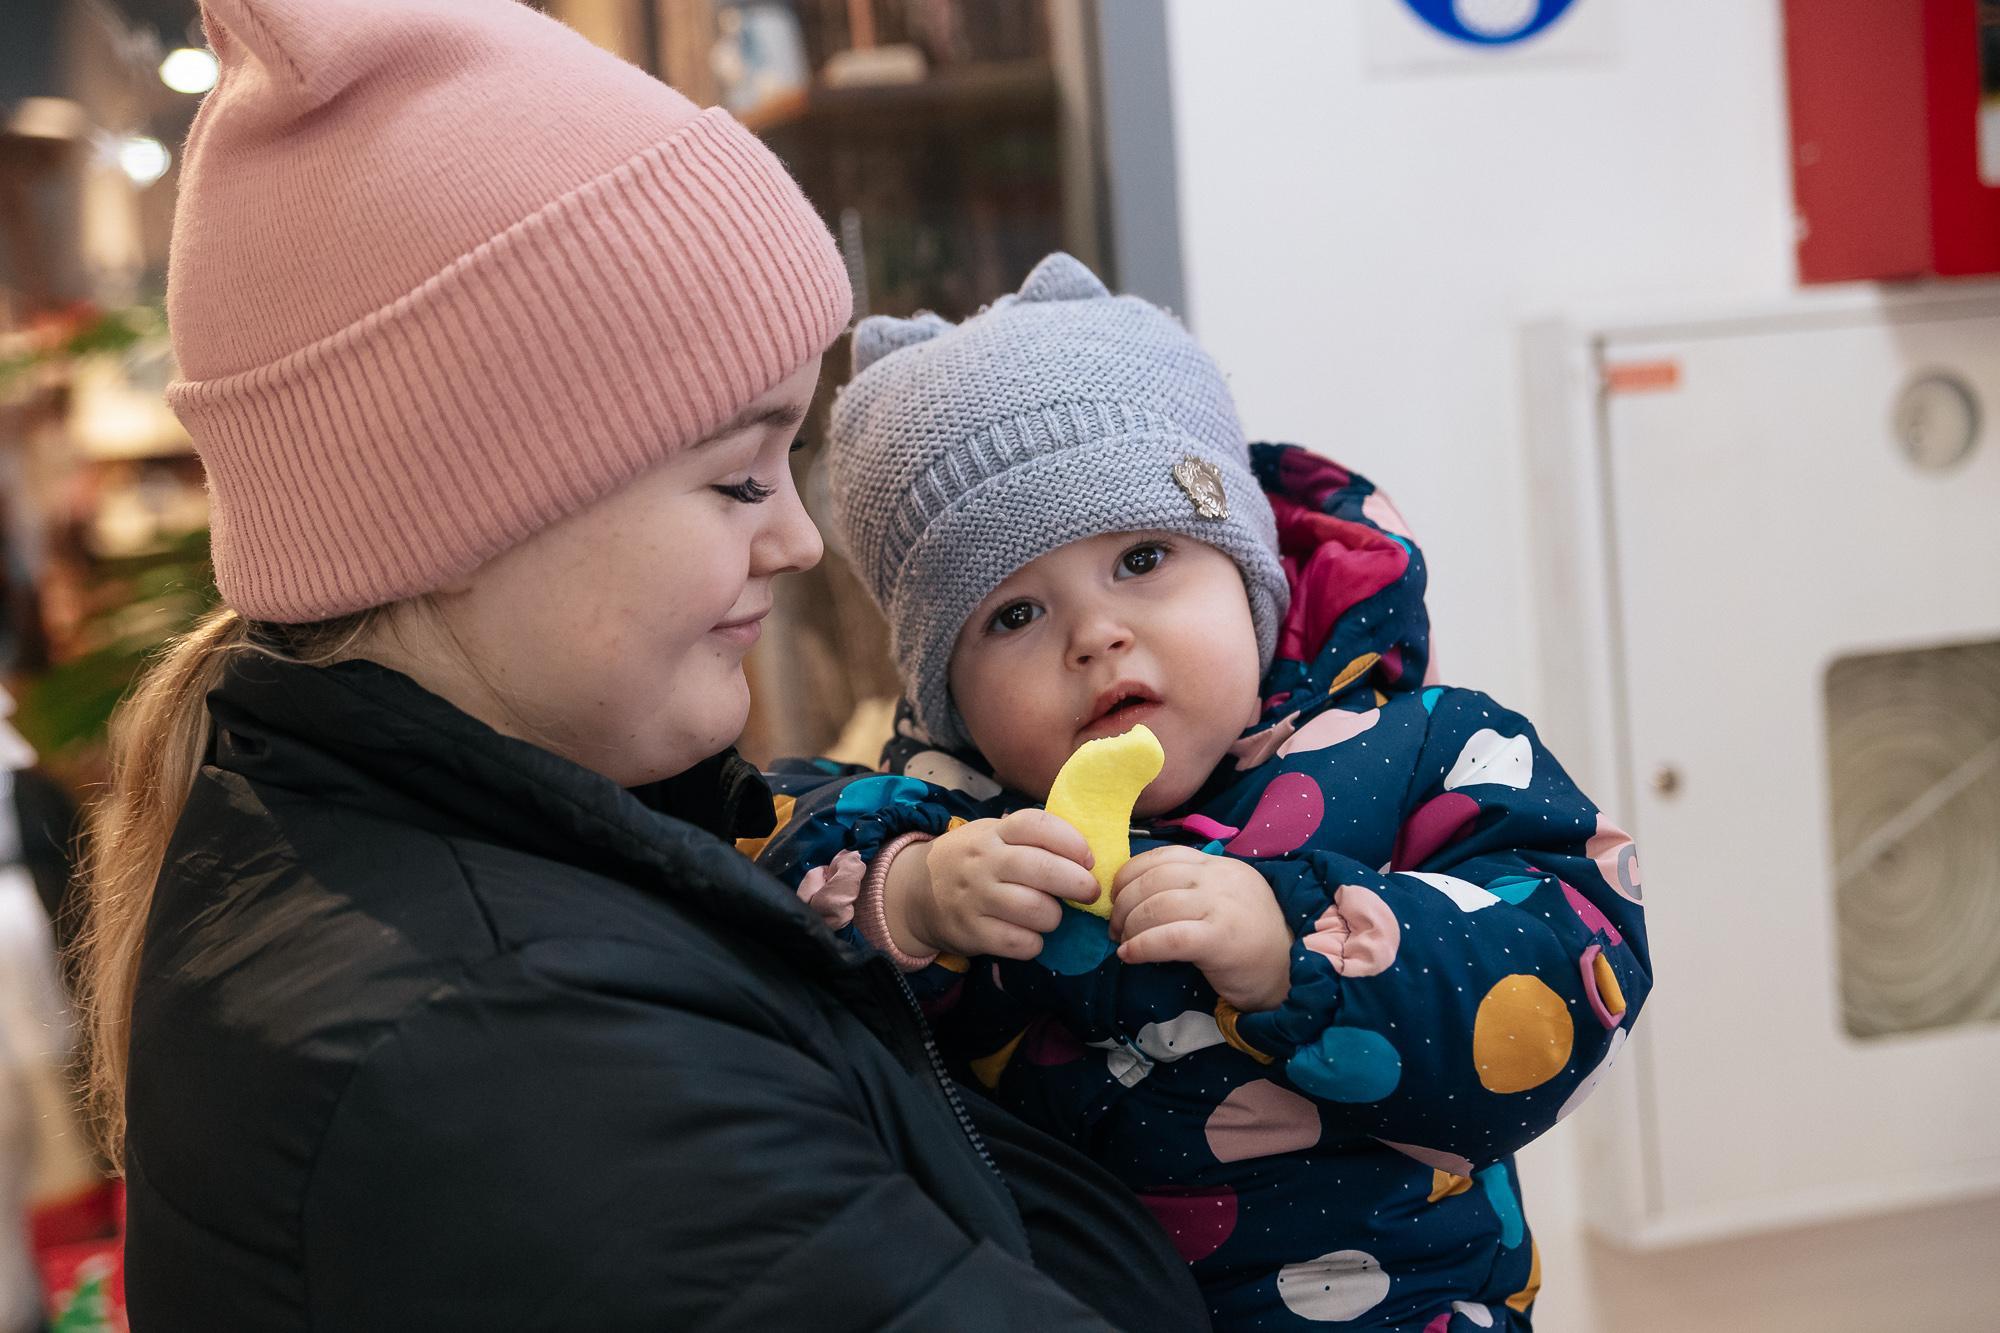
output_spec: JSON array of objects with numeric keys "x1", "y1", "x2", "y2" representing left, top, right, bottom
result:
[
  {"x1": 989, "y1": 601, "x2": 1042, "y2": 634},
  {"x1": 1119, "y1": 544, "x2": 1166, "y2": 577}
]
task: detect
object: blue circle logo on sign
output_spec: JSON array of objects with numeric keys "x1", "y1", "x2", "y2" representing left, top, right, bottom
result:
[{"x1": 1400, "y1": 0, "x2": 1580, "y2": 46}]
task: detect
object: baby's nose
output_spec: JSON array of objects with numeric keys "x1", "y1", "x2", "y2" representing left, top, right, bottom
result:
[{"x1": 1070, "y1": 624, "x2": 1133, "y2": 666}]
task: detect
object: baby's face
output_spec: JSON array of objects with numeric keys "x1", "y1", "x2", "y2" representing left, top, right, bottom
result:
[{"x1": 947, "y1": 531, "x2": 1263, "y2": 817}]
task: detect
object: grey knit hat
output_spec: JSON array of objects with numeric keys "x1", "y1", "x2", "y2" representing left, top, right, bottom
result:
[{"x1": 826, "y1": 252, "x2": 1290, "y2": 751}]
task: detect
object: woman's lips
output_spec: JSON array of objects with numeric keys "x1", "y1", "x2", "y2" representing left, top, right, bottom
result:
[{"x1": 711, "y1": 614, "x2": 766, "y2": 647}]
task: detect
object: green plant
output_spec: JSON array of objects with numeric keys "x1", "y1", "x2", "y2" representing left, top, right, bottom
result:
[{"x1": 13, "y1": 529, "x2": 215, "y2": 768}]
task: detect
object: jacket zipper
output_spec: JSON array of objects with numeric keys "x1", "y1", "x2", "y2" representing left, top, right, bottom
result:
[{"x1": 880, "y1": 962, "x2": 1004, "y2": 1182}]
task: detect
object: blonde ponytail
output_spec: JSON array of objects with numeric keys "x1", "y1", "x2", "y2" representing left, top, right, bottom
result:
[
  {"x1": 76, "y1": 606, "x2": 249, "y2": 1158},
  {"x1": 77, "y1": 604, "x2": 384, "y2": 1161}
]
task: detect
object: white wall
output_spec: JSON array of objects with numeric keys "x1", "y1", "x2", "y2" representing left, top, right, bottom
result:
[
  {"x1": 1160, "y1": 2, "x2": 2000, "y2": 1329},
  {"x1": 1163, "y1": 0, "x2": 1795, "y2": 713}
]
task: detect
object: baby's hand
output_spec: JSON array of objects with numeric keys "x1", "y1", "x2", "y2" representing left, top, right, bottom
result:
[
  {"x1": 1109, "y1": 847, "x2": 1291, "y2": 1012},
  {"x1": 888, "y1": 809, "x2": 1101, "y2": 960}
]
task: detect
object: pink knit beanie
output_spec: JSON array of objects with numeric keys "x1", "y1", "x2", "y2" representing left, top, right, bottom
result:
[{"x1": 166, "y1": 0, "x2": 852, "y2": 623}]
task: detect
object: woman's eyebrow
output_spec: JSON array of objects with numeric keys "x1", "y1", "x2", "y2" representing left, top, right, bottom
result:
[{"x1": 701, "y1": 400, "x2": 810, "y2": 444}]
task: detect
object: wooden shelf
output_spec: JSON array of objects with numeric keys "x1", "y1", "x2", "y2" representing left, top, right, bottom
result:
[{"x1": 738, "y1": 59, "x2": 1057, "y2": 139}]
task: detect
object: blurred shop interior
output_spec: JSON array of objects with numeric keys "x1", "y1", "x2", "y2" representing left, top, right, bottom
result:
[{"x1": 5, "y1": 2, "x2": 2000, "y2": 1332}]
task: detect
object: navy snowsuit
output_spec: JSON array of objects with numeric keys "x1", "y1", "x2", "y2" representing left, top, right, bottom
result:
[{"x1": 755, "y1": 444, "x2": 1652, "y2": 1331}]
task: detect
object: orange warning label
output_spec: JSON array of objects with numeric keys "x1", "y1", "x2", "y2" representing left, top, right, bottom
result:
[{"x1": 1602, "y1": 360, "x2": 1681, "y2": 394}]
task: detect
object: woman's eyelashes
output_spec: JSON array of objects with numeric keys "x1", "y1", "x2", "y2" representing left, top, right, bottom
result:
[
  {"x1": 1117, "y1": 541, "x2": 1170, "y2": 578},
  {"x1": 714, "y1": 477, "x2": 777, "y2": 504},
  {"x1": 986, "y1": 600, "x2": 1043, "y2": 635}
]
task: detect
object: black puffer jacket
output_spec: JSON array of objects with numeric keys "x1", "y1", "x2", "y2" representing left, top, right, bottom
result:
[{"x1": 124, "y1": 657, "x2": 1208, "y2": 1331}]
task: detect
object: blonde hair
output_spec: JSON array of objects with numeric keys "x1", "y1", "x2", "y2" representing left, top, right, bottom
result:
[{"x1": 76, "y1": 604, "x2": 384, "y2": 1161}]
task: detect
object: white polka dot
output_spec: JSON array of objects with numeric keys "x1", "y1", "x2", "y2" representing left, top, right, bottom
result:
[{"x1": 1276, "y1": 1249, "x2": 1392, "y2": 1321}]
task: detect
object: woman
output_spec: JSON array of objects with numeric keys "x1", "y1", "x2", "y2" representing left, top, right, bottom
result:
[{"x1": 78, "y1": 1, "x2": 1208, "y2": 1327}]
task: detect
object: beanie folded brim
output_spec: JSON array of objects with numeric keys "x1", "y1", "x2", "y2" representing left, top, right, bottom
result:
[
  {"x1": 169, "y1": 109, "x2": 850, "y2": 623},
  {"x1": 887, "y1": 432, "x2": 1290, "y2": 750}
]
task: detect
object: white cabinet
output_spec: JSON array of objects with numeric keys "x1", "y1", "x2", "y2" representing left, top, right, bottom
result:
[{"x1": 1523, "y1": 286, "x2": 2000, "y2": 1246}]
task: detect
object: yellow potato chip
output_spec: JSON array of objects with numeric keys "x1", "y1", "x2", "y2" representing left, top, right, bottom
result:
[{"x1": 1045, "y1": 724, "x2": 1166, "y2": 918}]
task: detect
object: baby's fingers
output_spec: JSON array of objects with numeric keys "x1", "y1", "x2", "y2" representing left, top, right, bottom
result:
[
  {"x1": 1000, "y1": 808, "x2": 1095, "y2": 869},
  {"x1": 1000, "y1": 845, "x2": 1103, "y2": 904},
  {"x1": 983, "y1": 882, "x2": 1066, "y2": 936},
  {"x1": 1108, "y1": 860, "x2": 1202, "y2": 939},
  {"x1": 1117, "y1": 917, "x2": 1216, "y2": 968},
  {"x1": 1113, "y1": 885, "x2": 1206, "y2": 945},
  {"x1": 974, "y1": 920, "x2": 1046, "y2": 961},
  {"x1": 1111, "y1": 844, "x2": 1207, "y2": 893}
]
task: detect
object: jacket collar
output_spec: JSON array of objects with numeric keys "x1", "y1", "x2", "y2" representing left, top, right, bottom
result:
[{"x1": 205, "y1": 655, "x2": 855, "y2": 973}]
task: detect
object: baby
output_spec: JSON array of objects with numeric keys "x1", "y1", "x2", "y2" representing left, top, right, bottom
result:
[{"x1": 755, "y1": 254, "x2": 1650, "y2": 1331}]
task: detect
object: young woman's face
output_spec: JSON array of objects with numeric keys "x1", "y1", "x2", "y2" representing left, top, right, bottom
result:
[
  {"x1": 948, "y1": 531, "x2": 1263, "y2": 817},
  {"x1": 422, "y1": 357, "x2": 824, "y2": 786}
]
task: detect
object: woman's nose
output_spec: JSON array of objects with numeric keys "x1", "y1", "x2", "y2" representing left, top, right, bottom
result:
[{"x1": 757, "y1": 479, "x2": 824, "y2": 576}]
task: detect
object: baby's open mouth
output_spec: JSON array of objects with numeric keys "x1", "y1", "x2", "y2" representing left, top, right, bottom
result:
[{"x1": 1082, "y1": 683, "x2": 1164, "y2": 734}]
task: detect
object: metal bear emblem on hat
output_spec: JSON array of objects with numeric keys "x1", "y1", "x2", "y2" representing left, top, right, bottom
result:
[{"x1": 1172, "y1": 457, "x2": 1228, "y2": 520}]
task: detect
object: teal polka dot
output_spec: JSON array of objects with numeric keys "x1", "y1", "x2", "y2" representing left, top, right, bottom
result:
[
  {"x1": 1478, "y1": 1163, "x2": 1525, "y2": 1248},
  {"x1": 834, "y1": 775, "x2": 932, "y2": 815},
  {"x1": 1485, "y1": 874, "x2": 1542, "y2": 905},
  {"x1": 1039, "y1": 909, "x2": 1116, "y2": 975},
  {"x1": 1286, "y1": 1027, "x2": 1403, "y2": 1103},
  {"x1": 1421, "y1": 687, "x2": 1444, "y2": 713}
]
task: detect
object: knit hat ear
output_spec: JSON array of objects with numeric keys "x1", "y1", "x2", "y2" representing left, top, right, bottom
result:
[
  {"x1": 1015, "y1": 251, "x2": 1111, "y2": 303},
  {"x1": 851, "y1": 311, "x2": 952, "y2": 374},
  {"x1": 200, "y1": 0, "x2": 380, "y2": 114}
]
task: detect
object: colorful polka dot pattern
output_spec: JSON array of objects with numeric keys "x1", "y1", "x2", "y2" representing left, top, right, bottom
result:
[
  {"x1": 1303, "y1": 884, "x2": 1401, "y2": 977},
  {"x1": 1288, "y1": 1026, "x2": 1404, "y2": 1102},
  {"x1": 1472, "y1": 975, "x2": 1574, "y2": 1094},
  {"x1": 752, "y1": 444, "x2": 1649, "y2": 1329}
]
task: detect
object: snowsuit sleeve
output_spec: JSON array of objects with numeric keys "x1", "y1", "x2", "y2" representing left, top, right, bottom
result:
[
  {"x1": 1228, "y1": 686, "x2": 1651, "y2": 1169},
  {"x1": 752, "y1": 771, "x2": 1016, "y2": 1013}
]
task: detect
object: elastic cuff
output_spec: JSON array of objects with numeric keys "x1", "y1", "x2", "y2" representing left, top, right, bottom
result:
[{"x1": 859, "y1": 832, "x2": 939, "y2": 972}]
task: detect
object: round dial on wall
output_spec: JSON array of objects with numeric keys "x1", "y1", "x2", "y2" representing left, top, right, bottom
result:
[{"x1": 1893, "y1": 370, "x2": 1981, "y2": 472}]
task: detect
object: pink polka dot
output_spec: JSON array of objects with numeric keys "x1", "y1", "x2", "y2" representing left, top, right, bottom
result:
[
  {"x1": 1423, "y1": 1316, "x2": 1451, "y2": 1333},
  {"x1": 1304, "y1": 884, "x2": 1402, "y2": 977},
  {"x1": 1021, "y1": 1017, "x2": 1087, "y2": 1066},
  {"x1": 1586, "y1": 815, "x2": 1643, "y2": 903},
  {"x1": 1377, "y1": 1138, "x2": 1475, "y2": 1177},
  {"x1": 1225, "y1": 773, "x2": 1325, "y2": 857},
  {"x1": 1138, "y1": 1186, "x2": 1238, "y2": 1262},
  {"x1": 1559, "y1": 877, "x2": 1623, "y2": 944},
  {"x1": 1579, "y1": 945, "x2": 1626, "y2": 1030},
  {"x1": 1229, "y1": 712, "x2": 1300, "y2": 771},
  {"x1": 921, "y1": 979, "x2": 964, "y2": 1019},
  {"x1": 1363, "y1": 489, "x2": 1416, "y2": 539},
  {"x1": 1278, "y1": 707, "x2": 1380, "y2": 757},
  {"x1": 1160, "y1": 813, "x2": 1241, "y2": 842},
  {"x1": 1391, "y1": 792, "x2": 1481, "y2": 870},
  {"x1": 1206, "y1": 1079, "x2": 1323, "y2": 1162}
]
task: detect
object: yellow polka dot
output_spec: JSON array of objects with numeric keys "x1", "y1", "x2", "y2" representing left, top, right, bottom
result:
[
  {"x1": 1473, "y1": 974, "x2": 1574, "y2": 1093},
  {"x1": 1507, "y1": 1239, "x2": 1543, "y2": 1313},
  {"x1": 969, "y1": 1029, "x2": 1027, "y2": 1090},
  {"x1": 1328, "y1": 652, "x2": 1382, "y2": 696},
  {"x1": 935, "y1": 953, "x2": 971, "y2": 974},
  {"x1": 1429, "y1": 1169, "x2": 1473, "y2": 1202},
  {"x1": 1592, "y1": 952, "x2": 1627, "y2": 1016},
  {"x1": 947, "y1": 816, "x2": 968, "y2": 831},
  {"x1": 733, "y1": 793, "x2": 796, "y2": 860}
]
